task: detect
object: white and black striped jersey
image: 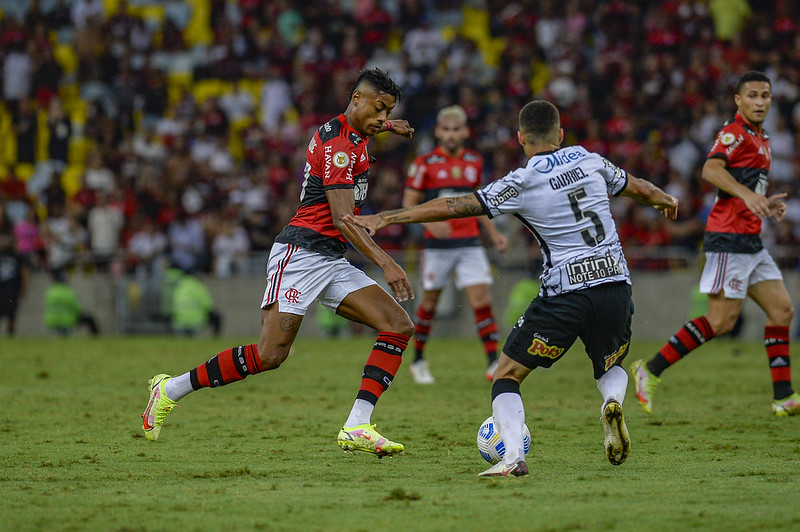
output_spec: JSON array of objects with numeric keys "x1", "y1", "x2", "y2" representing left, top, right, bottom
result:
[{"x1": 475, "y1": 145, "x2": 630, "y2": 297}]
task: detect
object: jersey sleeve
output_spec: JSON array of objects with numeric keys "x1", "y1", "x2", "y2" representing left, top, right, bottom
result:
[
  {"x1": 322, "y1": 136, "x2": 357, "y2": 190},
  {"x1": 406, "y1": 156, "x2": 427, "y2": 190},
  {"x1": 597, "y1": 156, "x2": 628, "y2": 197},
  {"x1": 707, "y1": 123, "x2": 741, "y2": 163},
  {"x1": 475, "y1": 170, "x2": 525, "y2": 218}
]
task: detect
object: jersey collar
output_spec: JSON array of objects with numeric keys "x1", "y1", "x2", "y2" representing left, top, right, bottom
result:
[
  {"x1": 338, "y1": 114, "x2": 367, "y2": 145},
  {"x1": 734, "y1": 113, "x2": 762, "y2": 136},
  {"x1": 434, "y1": 146, "x2": 465, "y2": 159}
]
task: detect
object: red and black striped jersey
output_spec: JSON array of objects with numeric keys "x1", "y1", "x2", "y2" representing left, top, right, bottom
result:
[
  {"x1": 276, "y1": 114, "x2": 370, "y2": 258},
  {"x1": 704, "y1": 113, "x2": 771, "y2": 253},
  {"x1": 406, "y1": 146, "x2": 484, "y2": 248}
]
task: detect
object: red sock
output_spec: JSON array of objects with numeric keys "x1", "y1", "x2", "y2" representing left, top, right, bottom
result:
[
  {"x1": 765, "y1": 326, "x2": 793, "y2": 400},
  {"x1": 648, "y1": 316, "x2": 715, "y2": 376},
  {"x1": 413, "y1": 306, "x2": 435, "y2": 360},
  {"x1": 357, "y1": 332, "x2": 409, "y2": 404},
  {"x1": 190, "y1": 345, "x2": 264, "y2": 389},
  {"x1": 474, "y1": 305, "x2": 499, "y2": 360}
]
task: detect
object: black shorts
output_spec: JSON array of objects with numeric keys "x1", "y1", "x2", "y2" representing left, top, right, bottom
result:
[{"x1": 503, "y1": 281, "x2": 633, "y2": 379}]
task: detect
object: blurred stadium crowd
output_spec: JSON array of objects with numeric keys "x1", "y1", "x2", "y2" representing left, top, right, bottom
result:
[{"x1": 1, "y1": 0, "x2": 799, "y2": 279}]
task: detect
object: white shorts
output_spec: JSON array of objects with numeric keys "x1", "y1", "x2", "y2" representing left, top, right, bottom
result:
[
  {"x1": 420, "y1": 246, "x2": 493, "y2": 291},
  {"x1": 699, "y1": 249, "x2": 783, "y2": 299},
  {"x1": 261, "y1": 243, "x2": 377, "y2": 314}
]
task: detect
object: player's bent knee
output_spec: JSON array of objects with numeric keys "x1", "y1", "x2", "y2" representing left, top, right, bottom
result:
[
  {"x1": 386, "y1": 316, "x2": 413, "y2": 338},
  {"x1": 259, "y1": 353, "x2": 286, "y2": 370},
  {"x1": 257, "y1": 345, "x2": 291, "y2": 370},
  {"x1": 771, "y1": 304, "x2": 794, "y2": 327},
  {"x1": 713, "y1": 320, "x2": 735, "y2": 336}
]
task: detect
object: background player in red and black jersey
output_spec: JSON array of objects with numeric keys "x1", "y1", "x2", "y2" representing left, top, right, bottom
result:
[
  {"x1": 141, "y1": 69, "x2": 421, "y2": 456},
  {"x1": 632, "y1": 71, "x2": 799, "y2": 417},
  {"x1": 403, "y1": 105, "x2": 508, "y2": 384}
]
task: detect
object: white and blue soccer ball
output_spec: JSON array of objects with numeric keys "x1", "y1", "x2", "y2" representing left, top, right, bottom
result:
[{"x1": 477, "y1": 416, "x2": 531, "y2": 464}]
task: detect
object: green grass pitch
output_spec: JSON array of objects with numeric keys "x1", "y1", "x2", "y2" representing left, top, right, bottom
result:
[{"x1": 2, "y1": 335, "x2": 799, "y2": 531}]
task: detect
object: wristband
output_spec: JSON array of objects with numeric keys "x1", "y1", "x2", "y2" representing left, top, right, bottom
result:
[{"x1": 384, "y1": 121, "x2": 394, "y2": 131}]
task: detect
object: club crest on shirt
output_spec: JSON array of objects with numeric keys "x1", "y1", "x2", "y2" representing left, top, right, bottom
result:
[
  {"x1": 333, "y1": 151, "x2": 350, "y2": 168},
  {"x1": 720, "y1": 132, "x2": 736, "y2": 145}
]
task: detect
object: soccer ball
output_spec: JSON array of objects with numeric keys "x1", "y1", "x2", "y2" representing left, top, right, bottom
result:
[{"x1": 477, "y1": 416, "x2": 531, "y2": 464}]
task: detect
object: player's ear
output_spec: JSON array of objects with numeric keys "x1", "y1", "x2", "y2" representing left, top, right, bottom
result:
[
  {"x1": 517, "y1": 130, "x2": 525, "y2": 146},
  {"x1": 558, "y1": 128, "x2": 564, "y2": 145}
]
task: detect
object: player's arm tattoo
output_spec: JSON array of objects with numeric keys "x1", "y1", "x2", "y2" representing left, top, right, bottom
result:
[
  {"x1": 445, "y1": 195, "x2": 484, "y2": 217},
  {"x1": 380, "y1": 194, "x2": 484, "y2": 224},
  {"x1": 280, "y1": 316, "x2": 300, "y2": 332}
]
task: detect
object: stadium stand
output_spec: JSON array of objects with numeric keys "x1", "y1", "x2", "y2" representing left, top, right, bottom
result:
[{"x1": 0, "y1": 0, "x2": 798, "y2": 287}]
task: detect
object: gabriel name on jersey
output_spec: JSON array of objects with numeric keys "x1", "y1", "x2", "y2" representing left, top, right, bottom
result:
[
  {"x1": 475, "y1": 145, "x2": 630, "y2": 297},
  {"x1": 704, "y1": 112, "x2": 771, "y2": 254},
  {"x1": 276, "y1": 114, "x2": 371, "y2": 258}
]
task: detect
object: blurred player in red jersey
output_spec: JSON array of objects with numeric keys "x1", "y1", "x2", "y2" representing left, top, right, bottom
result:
[
  {"x1": 404, "y1": 105, "x2": 508, "y2": 384},
  {"x1": 631, "y1": 71, "x2": 799, "y2": 417},
  {"x1": 141, "y1": 68, "x2": 417, "y2": 457}
]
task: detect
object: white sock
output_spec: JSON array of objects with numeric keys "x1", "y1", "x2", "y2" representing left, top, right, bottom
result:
[
  {"x1": 596, "y1": 365, "x2": 628, "y2": 414},
  {"x1": 164, "y1": 372, "x2": 194, "y2": 401},
  {"x1": 492, "y1": 392, "x2": 525, "y2": 465},
  {"x1": 345, "y1": 399, "x2": 374, "y2": 427}
]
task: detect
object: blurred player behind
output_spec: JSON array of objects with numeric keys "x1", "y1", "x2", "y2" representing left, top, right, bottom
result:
[{"x1": 404, "y1": 105, "x2": 508, "y2": 384}]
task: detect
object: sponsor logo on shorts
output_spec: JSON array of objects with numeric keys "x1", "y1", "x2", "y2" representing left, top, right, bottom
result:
[
  {"x1": 604, "y1": 342, "x2": 629, "y2": 371},
  {"x1": 527, "y1": 338, "x2": 564, "y2": 359},
  {"x1": 284, "y1": 287, "x2": 302, "y2": 304}
]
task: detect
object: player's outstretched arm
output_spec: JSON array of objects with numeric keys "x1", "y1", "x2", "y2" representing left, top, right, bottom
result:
[
  {"x1": 404, "y1": 187, "x2": 452, "y2": 239},
  {"x1": 329, "y1": 188, "x2": 413, "y2": 302},
  {"x1": 702, "y1": 157, "x2": 774, "y2": 218},
  {"x1": 380, "y1": 119, "x2": 415, "y2": 139},
  {"x1": 621, "y1": 174, "x2": 679, "y2": 220},
  {"x1": 343, "y1": 193, "x2": 485, "y2": 236}
]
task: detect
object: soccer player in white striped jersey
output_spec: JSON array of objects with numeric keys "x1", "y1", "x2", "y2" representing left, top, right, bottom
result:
[{"x1": 345, "y1": 100, "x2": 678, "y2": 476}]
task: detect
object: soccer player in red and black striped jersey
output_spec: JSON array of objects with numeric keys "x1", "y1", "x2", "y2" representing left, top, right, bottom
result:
[
  {"x1": 631, "y1": 71, "x2": 799, "y2": 417},
  {"x1": 141, "y1": 68, "x2": 418, "y2": 456},
  {"x1": 403, "y1": 105, "x2": 508, "y2": 384}
]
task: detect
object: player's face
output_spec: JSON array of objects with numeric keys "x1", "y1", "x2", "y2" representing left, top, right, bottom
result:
[
  {"x1": 350, "y1": 87, "x2": 396, "y2": 137},
  {"x1": 435, "y1": 116, "x2": 468, "y2": 153},
  {"x1": 734, "y1": 81, "x2": 771, "y2": 126}
]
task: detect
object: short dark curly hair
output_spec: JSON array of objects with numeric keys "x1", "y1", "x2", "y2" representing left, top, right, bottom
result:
[
  {"x1": 736, "y1": 71, "x2": 771, "y2": 93},
  {"x1": 518, "y1": 100, "x2": 560, "y2": 142},
  {"x1": 350, "y1": 68, "x2": 404, "y2": 101}
]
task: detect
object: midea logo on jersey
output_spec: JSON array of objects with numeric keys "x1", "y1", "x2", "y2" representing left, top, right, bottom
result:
[{"x1": 532, "y1": 150, "x2": 586, "y2": 173}]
